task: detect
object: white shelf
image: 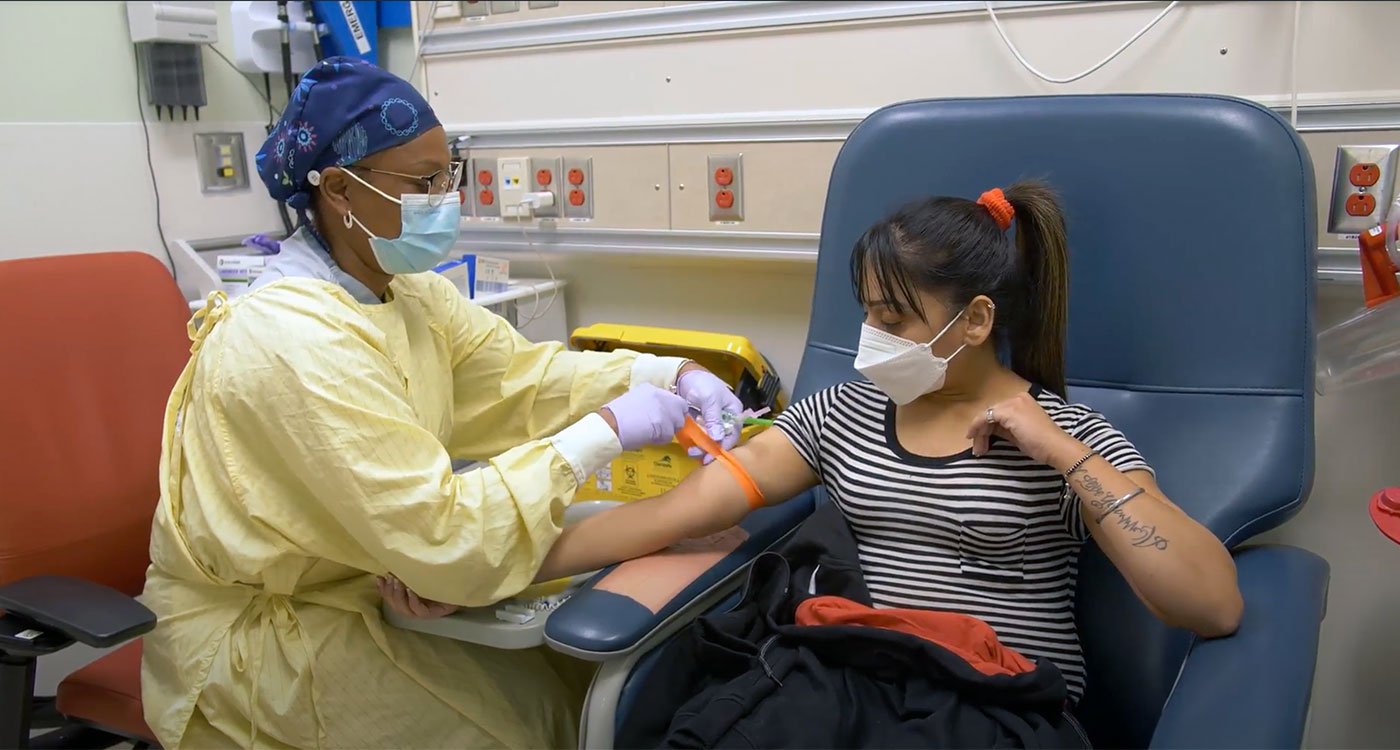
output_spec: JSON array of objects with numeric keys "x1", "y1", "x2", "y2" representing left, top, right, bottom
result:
[{"x1": 470, "y1": 278, "x2": 566, "y2": 307}]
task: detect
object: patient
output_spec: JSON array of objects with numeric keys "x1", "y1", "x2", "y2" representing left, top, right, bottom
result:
[{"x1": 387, "y1": 180, "x2": 1242, "y2": 706}]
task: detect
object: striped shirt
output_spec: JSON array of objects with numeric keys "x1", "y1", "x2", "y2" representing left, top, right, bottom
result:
[{"x1": 774, "y1": 381, "x2": 1152, "y2": 700}]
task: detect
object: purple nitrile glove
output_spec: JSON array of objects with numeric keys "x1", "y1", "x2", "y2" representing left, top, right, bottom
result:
[
  {"x1": 676, "y1": 368, "x2": 744, "y2": 463},
  {"x1": 241, "y1": 233, "x2": 282, "y2": 254},
  {"x1": 602, "y1": 384, "x2": 689, "y2": 451}
]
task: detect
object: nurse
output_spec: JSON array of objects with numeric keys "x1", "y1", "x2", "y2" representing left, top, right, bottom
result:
[{"x1": 140, "y1": 57, "x2": 741, "y2": 749}]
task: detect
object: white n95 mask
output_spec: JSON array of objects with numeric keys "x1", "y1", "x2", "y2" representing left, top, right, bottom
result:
[{"x1": 854, "y1": 311, "x2": 966, "y2": 405}]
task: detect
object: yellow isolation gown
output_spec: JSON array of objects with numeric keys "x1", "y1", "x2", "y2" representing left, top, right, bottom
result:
[{"x1": 140, "y1": 270, "x2": 682, "y2": 749}]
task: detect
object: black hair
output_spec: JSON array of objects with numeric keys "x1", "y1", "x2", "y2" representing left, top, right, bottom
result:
[{"x1": 851, "y1": 180, "x2": 1070, "y2": 397}]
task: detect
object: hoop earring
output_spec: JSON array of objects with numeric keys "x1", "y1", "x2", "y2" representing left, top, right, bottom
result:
[{"x1": 343, "y1": 211, "x2": 354, "y2": 229}]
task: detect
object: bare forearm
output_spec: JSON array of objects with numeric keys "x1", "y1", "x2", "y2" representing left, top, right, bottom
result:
[
  {"x1": 1053, "y1": 444, "x2": 1242, "y2": 636},
  {"x1": 535, "y1": 429, "x2": 817, "y2": 583},
  {"x1": 534, "y1": 463, "x2": 751, "y2": 583},
  {"x1": 534, "y1": 496, "x2": 685, "y2": 583}
]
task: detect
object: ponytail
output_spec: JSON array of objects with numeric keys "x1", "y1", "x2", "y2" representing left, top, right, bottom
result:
[
  {"x1": 850, "y1": 179, "x2": 1071, "y2": 397},
  {"x1": 1003, "y1": 180, "x2": 1069, "y2": 397}
]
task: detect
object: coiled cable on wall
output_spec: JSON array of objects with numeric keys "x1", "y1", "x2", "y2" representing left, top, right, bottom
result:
[
  {"x1": 512, "y1": 217, "x2": 560, "y2": 329},
  {"x1": 984, "y1": 1, "x2": 1180, "y2": 85}
]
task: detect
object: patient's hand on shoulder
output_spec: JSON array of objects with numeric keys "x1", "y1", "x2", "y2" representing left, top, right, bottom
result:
[{"x1": 377, "y1": 575, "x2": 459, "y2": 619}]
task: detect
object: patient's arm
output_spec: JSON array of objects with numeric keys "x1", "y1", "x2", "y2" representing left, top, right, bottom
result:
[{"x1": 533, "y1": 429, "x2": 819, "y2": 583}]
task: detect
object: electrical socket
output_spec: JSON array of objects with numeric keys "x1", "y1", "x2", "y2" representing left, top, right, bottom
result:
[
  {"x1": 433, "y1": 1, "x2": 463, "y2": 20},
  {"x1": 498, "y1": 156, "x2": 531, "y2": 218},
  {"x1": 468, "y1": 157, "x2": 499, "y2": 218},
  {"x1": 708, "y1": 153, "x2": 744, "y2": 222},
  {"x1": 563, "y1": 157, "x2": 593, "y2": 220},
  {"x1": 530, "y1": 156, "x2": 563, "y2": 218},
  {"x1": 1328, "y1": 145, "x2": 1399, "y2": 234}
]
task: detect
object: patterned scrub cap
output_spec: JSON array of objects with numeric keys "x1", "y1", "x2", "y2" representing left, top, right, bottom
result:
[{"x1": 255, "y1": 57, "x2": 441, "y2": 210}]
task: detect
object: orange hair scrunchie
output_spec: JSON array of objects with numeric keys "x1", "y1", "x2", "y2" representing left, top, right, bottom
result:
[{"x1": 977, "y1": 188, "x2": 1015, "y2": 231}]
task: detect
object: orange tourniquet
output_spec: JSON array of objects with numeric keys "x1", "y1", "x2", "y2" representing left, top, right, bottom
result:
[{"x1": 676, "y1": 416, "x2": 765, "y2": 509}]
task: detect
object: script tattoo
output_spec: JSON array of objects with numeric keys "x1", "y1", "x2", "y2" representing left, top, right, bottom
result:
[{"x1": 1075, "y1": 471, "x2": 1169, "y2": 551}]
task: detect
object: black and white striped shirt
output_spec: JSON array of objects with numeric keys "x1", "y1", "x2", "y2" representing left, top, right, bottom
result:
[{"x1": 774, "y1": 381, "x2": 1152, "y2": 700}]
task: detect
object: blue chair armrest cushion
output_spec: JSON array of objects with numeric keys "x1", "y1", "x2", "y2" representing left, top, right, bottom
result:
[
  {"x1": 545, "y1": 491, "x2": 816, "y2": 657},
  {"x1": 1149, "y1": 545, "x2": 1328, "y2": 750},
  {"x1": 0, "y1": 575, "x2": 155, "y2": 655}
]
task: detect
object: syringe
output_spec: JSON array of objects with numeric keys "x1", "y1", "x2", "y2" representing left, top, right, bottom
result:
[{"x1": 691, "y1": 409, "x2": 775, "y2": 436}]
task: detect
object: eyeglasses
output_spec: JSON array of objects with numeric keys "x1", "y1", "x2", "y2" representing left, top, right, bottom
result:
[{"x1": 347, "y1": 159, "x2": 464, "y2": 207}]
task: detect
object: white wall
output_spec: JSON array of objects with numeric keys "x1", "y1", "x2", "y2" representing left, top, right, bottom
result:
[
  {"x1": 0, "y1": 2, "x2": 290, "y2": 266},
  {"x1": 0, "y1": 1, "x2": 418, "y2": 267}
]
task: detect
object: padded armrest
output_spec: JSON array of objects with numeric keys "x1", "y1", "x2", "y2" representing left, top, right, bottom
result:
[
  {"x1": 545, "y1": 490, "x2": 817, "y2": 659},
  {"x1": 1150, "y1": 545, "x2": 1329, "y2": 750},
  {"x1": 0, "y1": 575, "x2": 156, "y2": 656}
]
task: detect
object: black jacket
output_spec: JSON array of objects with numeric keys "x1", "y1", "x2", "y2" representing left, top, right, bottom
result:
[{"x1": 617, "y1": 503, "x2": 1091, "y2": 749}]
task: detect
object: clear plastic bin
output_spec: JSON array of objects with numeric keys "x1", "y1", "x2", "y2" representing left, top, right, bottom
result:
[{"x1": 1317, "y1": 296, "x2": 1400, "y2": 393}]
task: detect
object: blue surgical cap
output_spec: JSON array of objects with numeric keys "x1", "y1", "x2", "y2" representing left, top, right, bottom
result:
[{"x1": 255, "y1": 57, "x2": 441, "y2": 210}]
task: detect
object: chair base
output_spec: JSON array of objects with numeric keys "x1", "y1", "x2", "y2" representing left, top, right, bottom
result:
[
  {"x1": 27, "y1": 723, "x2": 135, "y2": 750},
  {"x1": 2, "y1": 652, "x2": 37, "y2": 749}
]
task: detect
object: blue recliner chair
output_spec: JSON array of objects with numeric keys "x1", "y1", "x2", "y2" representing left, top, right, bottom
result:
[{"x1": 547, "y1": 94, "x2": 1329, "y2": 749}]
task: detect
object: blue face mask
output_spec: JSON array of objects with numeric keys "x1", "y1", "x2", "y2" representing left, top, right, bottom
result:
[{"x1": 342, "y1": 170, "x2": 462, "y2": 275}]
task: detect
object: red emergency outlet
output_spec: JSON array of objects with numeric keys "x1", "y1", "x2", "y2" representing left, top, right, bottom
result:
[
  {"x1": 536, "y1": 169, "x2": 554, "y2": 186},
  {"x1": 715, "y1": 190, "x2": 735, "y2": 210},
  {"x1": 1350, "y1": 163, "x2": 1381, "y2": 187},
  {"x1": 568, "y1": 168, "x2": 586, "y2": 186},
  {"x1": 479, "y1": 189, "x2": 495, "y2": 206},
  {"x1": 1346, "y1": 193, "x2": 1377, "y2": 217},
  {"x1": 569, "y1": 189, "x2": 586, "y2": 206},
  {"x1": 714, "y1": 167, "x2": 734, "y2": 187},
  {"x1": 477, "y1": 170, "x2": 493, "y2": 187}
]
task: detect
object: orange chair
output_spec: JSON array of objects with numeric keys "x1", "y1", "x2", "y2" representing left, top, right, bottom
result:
[{"x1": 0, "y1": 253, "x2": 190, "y2": 748}]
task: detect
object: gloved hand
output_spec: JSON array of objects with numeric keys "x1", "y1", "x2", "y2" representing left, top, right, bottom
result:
[
  {"x1": 602, "y1": 383, "x2": 689, "y2": 451},
  {"x1": 676, "y1": 365, "x2": 744, "y2": 462}
]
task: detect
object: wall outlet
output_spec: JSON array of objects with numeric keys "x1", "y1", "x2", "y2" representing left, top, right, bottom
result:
[
  {"x1": 433, "y1": 1, "x2": 463, "y2": 20},
  {"x1": 563, "y1": 157, "x2": 593, "y2": 220},
  {"x1": 708, "y1": 153, "x2": 744, "y2": 222},
  {"x1": 1328, "y1": 145, "x2": 1399, "y2": 234},
  {"x1": 498, "y1": 156, "x2": 531, "y2": 217},
  {"x1": 469, "y1": 157, "x2": 499, "y2": 218},
  {"x1": 530, "y1": 156, "x2": 563, "y2": 218}
]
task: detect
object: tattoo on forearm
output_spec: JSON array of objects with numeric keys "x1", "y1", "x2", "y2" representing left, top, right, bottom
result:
[
  {"x1": 1078, "y1": 472, "x2": 1115, "y2": 509},
  {"x1": 1109, "y1": 509, "x2": 1170, "y2": 550},
  {"x1": 1073, "y1": 470, "x2": 1170, "y2": 551}
]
